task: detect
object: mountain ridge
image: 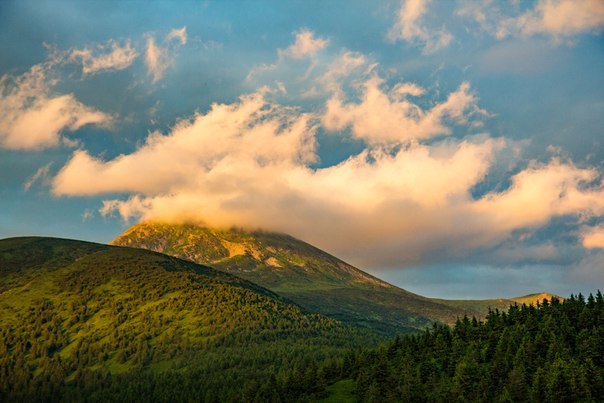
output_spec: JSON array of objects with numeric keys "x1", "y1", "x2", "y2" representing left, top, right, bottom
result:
[
  {"x1": 0, "y1": 236, "x2": 371, "y2": 400},
  {"x1": 111, "y1": 222, "x2": 559, "y2": 335}
]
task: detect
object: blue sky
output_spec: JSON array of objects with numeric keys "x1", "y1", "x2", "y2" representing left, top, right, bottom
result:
[{"x1": 1, "y1": 0, "x2": 603, "y2": 298}]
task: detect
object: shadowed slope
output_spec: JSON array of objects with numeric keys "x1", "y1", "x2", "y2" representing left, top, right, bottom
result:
[{"x1": 0, "y1": 236, "x2": 368, "y2": 401}]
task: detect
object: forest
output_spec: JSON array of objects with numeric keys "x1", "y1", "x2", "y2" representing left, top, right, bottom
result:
[
  {"x1": 1, "y1": 238, "x2": 603, "y2": 402},
  {"x1": 0, "y1": 238, "x2": 375, "y2": 402},
  {"x1": 338, "y1": 293, "x2": 604, "y2": 402}
]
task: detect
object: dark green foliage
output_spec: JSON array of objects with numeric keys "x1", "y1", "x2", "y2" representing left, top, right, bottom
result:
[
  {"x1": 0, "y1": 237, "x2": 377, "y2": 402},
  {"x1": 3, "y1": 236, "x2": 599, "y2": 402},
  {"x1": 338, "y1": 293, "x2": 604, "y2": 402}
]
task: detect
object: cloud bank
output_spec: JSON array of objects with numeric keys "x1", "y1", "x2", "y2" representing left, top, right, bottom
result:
[{"x1": 51, "y1": 82, "x2": 604, "y2": 267}]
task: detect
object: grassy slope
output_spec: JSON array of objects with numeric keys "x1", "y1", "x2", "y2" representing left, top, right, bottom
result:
[
  {"x1": 433, "y1": 292, "x2": 561, "y2": 317},
  {"x1": 0, "y1": 236, "x2": 371, "y2": 400},
  {"x1": 111, "y1": 223, "x2": 489, "y2": 334}
]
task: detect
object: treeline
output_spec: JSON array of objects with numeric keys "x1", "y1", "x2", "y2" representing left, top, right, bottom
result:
[
  {"x1": 1, "y1": 291, "x2": 603, "y2": 401},
  {"x1": 339, "y1": 292, "x2": 604, "y2": 402}
]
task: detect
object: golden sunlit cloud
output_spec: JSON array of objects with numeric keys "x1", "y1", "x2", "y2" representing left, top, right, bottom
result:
[
  {"x1": 323, "y1": 75, "x2": 486, "y2": 144},
  {"x1": 51, "y1": 84, "x2": 604, "y2": 267},
  {"x1": 0, "y1": 64, "x2": 112, "y2": 150},
  {"x1": 279, "y1": 29, "x2": 329, "y2": 59},
  {"x1": 582, "y1": 225, "x2": 604, "y2": 249}
]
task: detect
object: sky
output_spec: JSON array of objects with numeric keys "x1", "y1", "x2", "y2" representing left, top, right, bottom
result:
[{"x1": 1, "y1": 0, "x2": 603, "y2": 299}]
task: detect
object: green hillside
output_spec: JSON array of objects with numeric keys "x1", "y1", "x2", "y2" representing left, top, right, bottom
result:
[
  {"x1": 0, "y1": 237, "x2": 372, "y2": 401},
  {"x1": 111, "y1": 223, "x2": 560, "y2": 335},
  {"x1": 112, "y1": 223, "x2": 489, "y2": 335}
]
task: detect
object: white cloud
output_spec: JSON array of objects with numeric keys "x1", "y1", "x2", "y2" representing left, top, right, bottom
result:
[
  {"x1": 82, "y1": 208, "x2": 95, "y2": 222},
  {"x1": 388, "y1": 0, "x2": 452, "y2": 54},
  {"x1": 53, "y1": 90, "x2": 316, "y2": 196},
  {"x1": 145, "y1": 27, "x2": 187, "y2": 83},
  {"x1": 68, "y1": 39, "x2": 138, "y2": 75},
  {"x1": 322, "y1": 74, "x2": 486, "y2": 144},
  {"x1": 317, "y1": 50, "x2": 369, "y2": 91},
  {"x1": 459, "y1": 0, "x2": 604, "y2": 42},
  {"x1": 279, "y1": 29, "x2": 328, "y2": 59},
  {"x1": 505, "y1": 0, "x2": 604, "y2": 40},
  {"x1": 247, "y1": 29, "x2": 328, "y2": 82},
  {"x1": 166, "y1": 27, "x2": 188, "y2": 45},
  {"x1": 50, "y1": 89, "x2": 604, "y2": 267},
  {"x1": 145, "y1": 37, "x2": 166, "y2": 83},
  {"x1": 0, "y1": 64, "x2": 112, "y2": 150},
  {"x1": 471, "y1": 160, "x2": 604, "y2": 245}
]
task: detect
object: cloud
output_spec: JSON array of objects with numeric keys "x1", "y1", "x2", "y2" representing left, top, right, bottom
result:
[
  {"x1": 388, "y1": 0, "x2": 452, "y2": 54},
  {"x1": 278, "y1": 29, "x2": 328, "y2": 59},
  {"x1": 23, "y1": 163, "x2": 52, "y2": 191},
  {"x1": 581, "y1": 225, "x2": 604, "y2": 249},
  {"x1": 145, "y1": 27, "x2": 187, "y2": 83},
  {"x1": 322, "y1": 74, "x2": 487, "y2": 144},
  {"x1": 317, "y1": 50, "x2": 369, "y2": 92},
  {"x1": 82, "y1": 208, "x2": 94, "y2": 222},
  {"x1": 470, "y1": 160, "x2": 604, "y2": 245},
  {"x1": 51, "y1": 88, "x2": 604, "y2": 268},
  {"x1": 0, "y1": 64, "x2": 112, "y2": 150},
  {"x1": 503, "y1": 0, "x2": 604, "y2": 40},
  {"x1": 53, "y1": 90, "x2": 316, "y2": 196},
  {"x1": 68, "y1": 39, "x2": 138, "y2": 75},
  {"x1": 568, "y1": 250, "x2": 604, "y2": 288},
  {"x1": 459, "y1": 0, "x2": 604, "y2": 42},
  {"x1": 247, "y1": 29, "x2": 328, "y2": 82},
  {"x1": 165, "y1": 27, "x2": 188, "y2": 45}
]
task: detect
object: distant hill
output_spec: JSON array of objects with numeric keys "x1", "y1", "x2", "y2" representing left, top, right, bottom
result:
[
  {"x1": 112, "y1": 223, "x2": 550, "y2": 335},
  {"x1": 434, "y1": 292, "x2": 561, "y2": 317},
  {"x1": 0, "y1": 237, "x2": 368, "y2": 401}
]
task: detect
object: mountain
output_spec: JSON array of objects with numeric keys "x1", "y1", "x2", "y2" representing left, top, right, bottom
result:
[
  {"x1": 0, "y1": 236, "x2": 369, "y2": 401},
  {"x1": 434, "y1": 292, "x2": 561, "y2": 317},
  {"x1": 111, "y1": 223, "x2": 499, "y2": 335}
]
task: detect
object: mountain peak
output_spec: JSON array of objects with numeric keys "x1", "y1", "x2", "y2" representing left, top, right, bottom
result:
[
  {"x1": 111, "y1": 221, "x2": 394, "y2": 291},
  {"x1": 112, "y1": 222, "x2": 473, "y2": 334},
  {"x1": 112, "y1": 222, "x2": 562, "y2": 335}
]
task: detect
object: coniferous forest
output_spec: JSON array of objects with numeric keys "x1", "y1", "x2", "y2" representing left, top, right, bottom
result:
[
  {"x1": 1, "y1": 238, "x2": 603, "y2": 402},
  {"x1": 342, "y1": 294, "x2": 604, "y2": 402}
]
